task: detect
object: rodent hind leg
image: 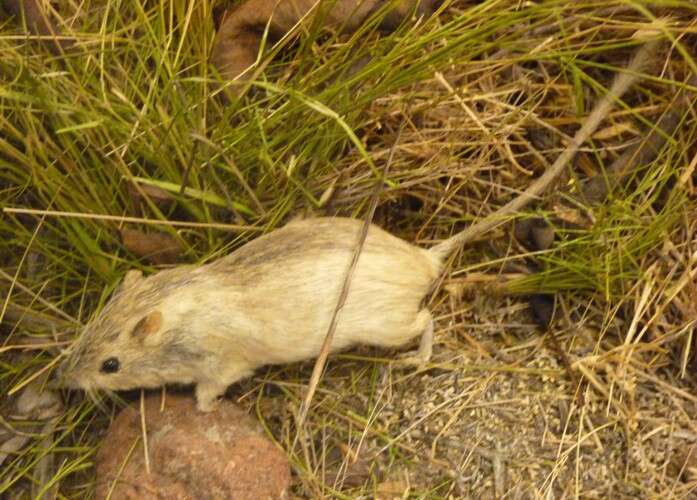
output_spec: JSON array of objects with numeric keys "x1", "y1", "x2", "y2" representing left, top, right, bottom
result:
[{"x1": 395, "y1": 310, "x2": 433, "y2": 367}]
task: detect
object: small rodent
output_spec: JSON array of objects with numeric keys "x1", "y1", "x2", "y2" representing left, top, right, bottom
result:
[
  {"x1": 58, "y1": 217, "x2": 467, "y2": 411},
  {"x1": 58, "y1": 37, "x2": 675, "y2": 411}
]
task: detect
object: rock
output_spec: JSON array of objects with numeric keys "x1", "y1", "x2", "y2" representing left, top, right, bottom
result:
[{"x1": 94, "y1": 395, "x2": 290, "y2": 499}]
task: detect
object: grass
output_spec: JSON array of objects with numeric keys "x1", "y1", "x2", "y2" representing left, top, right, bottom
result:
[{"x1": 1, "y1": 0, "x2": 697, "y2": 497}]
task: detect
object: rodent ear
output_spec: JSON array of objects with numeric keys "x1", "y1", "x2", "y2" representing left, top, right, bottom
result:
[{"x1": 131, "y1": 311, "x2": 163, "y2": 342}]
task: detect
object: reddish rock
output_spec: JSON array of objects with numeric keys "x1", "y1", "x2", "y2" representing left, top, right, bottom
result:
[{"x1": 94, "y1": 395, "x2": 290, "y2": 499}]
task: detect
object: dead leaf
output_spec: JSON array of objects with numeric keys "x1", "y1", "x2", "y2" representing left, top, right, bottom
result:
[
  {"x1": 15, "y1": 380, "x2": 63, "y2": 420},
  {"x1": 0, "y1": 435, "x2": 30, "y2": 467},
  {"x1": 210, "y1": 0, "x2": 438, "y2": 89},
  {"x1": 127, "y1": 182, "x2": 175, "y2": 210},
  {"x1": 120, "y1": 228, "x2": 184, "y2": 265}
]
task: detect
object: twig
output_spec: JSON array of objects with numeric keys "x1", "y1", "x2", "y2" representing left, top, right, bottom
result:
[
  {"x1": 294, "y1": 123, "x2": 404, "y2": 435},
  {"x1": 3, "y1": 207, "x2": 261, "y2": 232}
]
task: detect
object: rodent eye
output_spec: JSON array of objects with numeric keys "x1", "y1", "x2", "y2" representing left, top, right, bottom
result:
[{"x1": 100, "y1": 357, "x2": 120, "y2": 374}]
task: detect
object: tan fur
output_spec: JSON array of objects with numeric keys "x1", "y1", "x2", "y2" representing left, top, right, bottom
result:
[
  {"x1": 59, "y1": 217, "x2": 454, "y2": 411},
  {"x1": 211, "y1": 0, "x2": 439, "y2": 85}
]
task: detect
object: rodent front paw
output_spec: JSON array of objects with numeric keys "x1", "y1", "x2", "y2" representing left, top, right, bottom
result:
[
  {"x1": 195, "y1": 382, "x2": 227, "y2": 412},
  {"x1": 196, "y1": 396, "x2": 221, "y2": 412}
]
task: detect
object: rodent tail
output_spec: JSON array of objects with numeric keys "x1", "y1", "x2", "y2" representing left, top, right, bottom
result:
[
  {"x1": 429, "y1": 37, "x2": 666, "y2": 263},
  {"x1": 428, "y1": 229, "x2": 470, "y2": 261},
  {"x1": 428, "y1": 213, "x2": 503, "y2": 261}
]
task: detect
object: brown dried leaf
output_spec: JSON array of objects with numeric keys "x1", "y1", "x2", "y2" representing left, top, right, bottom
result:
[
  {"x1": 15, "y1": 381, "x2": 63, "y2": 420},
  {"x1": 210, "y1": 0, "x2": 438, "y2": 90},
  {"x1": 0, "y1": 435, "x2": 30, "y2": 467},
  {"x1": 120, "y1": 228, "x2": 184, "y2": 265},
  {"x1": 127, "y1": 182, "x2": 175, "y2": 210}
]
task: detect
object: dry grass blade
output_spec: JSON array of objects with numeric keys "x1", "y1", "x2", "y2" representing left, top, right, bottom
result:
[{"x1": 139, "y1": 391, "x2": 151, "y2": 475}]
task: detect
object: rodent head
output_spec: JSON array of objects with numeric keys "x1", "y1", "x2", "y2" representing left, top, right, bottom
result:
[{"x1": 58, "y1": 269, "x2": 206, "y2": 395}]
